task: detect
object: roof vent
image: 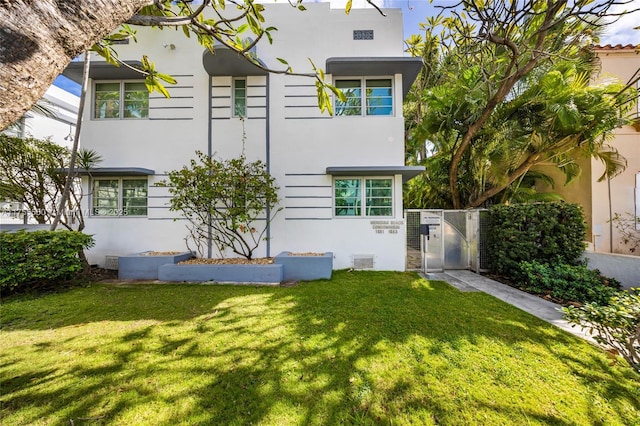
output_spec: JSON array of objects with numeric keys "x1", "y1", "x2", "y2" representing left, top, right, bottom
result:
[{"x1": 353, "y1": 30, "x2": 374, "y2": 40}]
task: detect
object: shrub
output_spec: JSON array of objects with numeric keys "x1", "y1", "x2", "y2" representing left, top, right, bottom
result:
[
  {"x1": 487, "y1": 203, "x2": 587, "y2": 275},
  {"x1": 563, "y1": 289, "x2": 640, "y2": 372},
  {"x1": 0, "y1": 230, "x2": 94, "y2": 292},
  {"x1": 160, "y1": 151, "x2": 281, "y2": 259},
  {"x1": 513, "y1": 260, "x2": 621, "y2": 305}
]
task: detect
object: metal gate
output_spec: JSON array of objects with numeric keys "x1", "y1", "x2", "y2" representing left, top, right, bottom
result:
[{"x1": 405, "y1": 209, "x2": 488, "y2": 272}]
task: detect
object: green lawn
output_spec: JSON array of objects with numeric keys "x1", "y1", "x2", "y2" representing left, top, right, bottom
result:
[{"x1": 1, "y1": 271, "x2": 638, "y2": 425}]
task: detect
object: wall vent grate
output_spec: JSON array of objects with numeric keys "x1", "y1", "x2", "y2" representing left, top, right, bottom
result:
[
  {"x1": 352, "y1": 255, "x2": 374, "y2": 270},
  {"x1": 105, "y1": 256, "x2": 119, "y2": 270}
]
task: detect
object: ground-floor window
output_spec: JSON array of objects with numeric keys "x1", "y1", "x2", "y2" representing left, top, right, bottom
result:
[
  {"x1": 334, "y1": 177, "x2": 393, "y2": 217},
  {"x1": 93, "y1": 178, "x2": 148, "y2": 216}
]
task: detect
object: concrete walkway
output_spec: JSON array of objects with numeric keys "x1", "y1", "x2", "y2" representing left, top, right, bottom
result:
[{"x1": 423, "y1": 270, "x2": 595, "y2": 343}]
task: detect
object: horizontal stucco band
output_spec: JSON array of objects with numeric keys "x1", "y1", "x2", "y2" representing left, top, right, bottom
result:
[{"x1": 325, "y1": 166, "x2": 425, "y2": 183}]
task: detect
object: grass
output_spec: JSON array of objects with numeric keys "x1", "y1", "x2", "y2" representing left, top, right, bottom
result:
[{"x1": 1, "y1": 271, "x2": 638, "y2": 425}]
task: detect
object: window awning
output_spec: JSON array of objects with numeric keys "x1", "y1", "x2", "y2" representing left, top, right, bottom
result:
[
  {"x1": 61, "y1": 61, "x2": 144, "y2": 83},
  {"x1": 56, "y1": 167, "x2": 155, "y2": 177},
  {"x1": 325, "y1": 57, "x2": 423, "y2": 97},
  {"x1": 326, "y1": 166, "x2": 425, "y2": 183},
  {"x1": 202, "y1": 46, "x2": 268, "y2": 76}
]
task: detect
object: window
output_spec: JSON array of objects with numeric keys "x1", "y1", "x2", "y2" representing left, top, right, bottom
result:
[
  {"x1": 233, "y1": 78, "x2": 247, "y2": 117},
  {"x1": 334, "y1": 178, "x2": 393, "y2": 217},
  {"x1": 94, "y1": 82, "x2": 148, "y2": 119},
  {"x1": 335, "y1": 78, "x2": 392, "y2": 116},
  {"x1": 93, "y1": 178, "x2": 148, "y2": 216}
]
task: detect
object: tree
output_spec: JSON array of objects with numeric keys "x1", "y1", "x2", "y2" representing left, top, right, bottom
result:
[
  {"x1": 0, "y1": 134, "x2": 101, "y2": 230},
  {"x1": 161, "y1": 150, "x2": 281, "y2": 259},
  {"x1": 0, "y1": 0, "x2": 376, "y2": 131},
  {"x1": 405, "y1": 0, "x2": 640, "y2": 209}
]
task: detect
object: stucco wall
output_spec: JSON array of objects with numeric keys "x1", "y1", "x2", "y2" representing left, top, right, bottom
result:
[
  {"x1": 582, "y1": 251, "x2": 640, "y2": 289},
  {"x1": 79, "y1": 3, "x2": 412, "y2": 271}
]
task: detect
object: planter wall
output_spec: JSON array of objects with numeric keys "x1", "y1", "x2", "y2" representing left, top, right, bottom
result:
[
  {"x1": 158, "y1": 263, "x2": 283, "y2": 284},
  {"x1": 118, "y1": 251, "x2": 194, "y2": 280},
  {"x1": 274, "y1": 251, "x2": 333, "y2": 281}
]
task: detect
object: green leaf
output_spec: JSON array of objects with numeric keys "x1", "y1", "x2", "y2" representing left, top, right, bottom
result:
[{"x1": 345, "y1": 0, "x2": 352, "y2": 15}]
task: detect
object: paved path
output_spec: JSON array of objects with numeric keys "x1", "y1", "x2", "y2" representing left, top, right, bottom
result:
[{"x1": 423, "y1": 270, "x2": 595, "y2": 343}]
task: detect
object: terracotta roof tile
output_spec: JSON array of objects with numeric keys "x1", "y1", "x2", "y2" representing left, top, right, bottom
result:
[{"x1": 593, "y1": 44, "x2": 638, "y2": 50}]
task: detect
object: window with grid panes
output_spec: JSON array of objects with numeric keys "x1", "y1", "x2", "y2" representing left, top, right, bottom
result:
[
  {"x1": 335, "y1": 78, "x2": 392, "y2": 116},
  {"x1": 93, "y1": 178, "x2": 147, "y2": 216},
  {"x1": 94, "y1": 82, "x2": 148, "y2": 119},
  {"x1": 334, "y1": 178, "x2": 393, "y2": 217}
]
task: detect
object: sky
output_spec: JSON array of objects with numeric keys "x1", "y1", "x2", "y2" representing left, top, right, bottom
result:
[{"x1": 53, "y1": 0, "x2": 640, "y2": 95}]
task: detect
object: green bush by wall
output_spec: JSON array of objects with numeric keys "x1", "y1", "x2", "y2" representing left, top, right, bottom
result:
[
  {"x1": 487, "y1": 203, "x2": 587, "y2": 275},
  {"x1": 0, "y1": 230, "x2": 94, "y2": 292}
]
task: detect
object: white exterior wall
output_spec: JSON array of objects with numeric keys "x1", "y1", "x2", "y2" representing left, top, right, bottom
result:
[{"x1": 78, "y1": 3, "x2": 413, "y2": 270}]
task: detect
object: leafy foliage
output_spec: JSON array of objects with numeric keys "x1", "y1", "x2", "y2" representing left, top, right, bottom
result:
[
  {"x1": 0, "y1": 230, "x2": 94, "y2": 292},
  {"x1": 404, "y1": 1, "x2": 638, "y2": 208},
  {"x1": 161, "y1": 151, "x2": 281, "y2": 259},
  {"x1": 487, "y1": 203, "x2": 587, "y2": 275},
  {"x1": 513, "y1": 260, "x2": 621, "y2": 306},
  {"x1": 0, "y1": 134, "x2": 101, "y2": 231},
  {"x1": 564, "y1": 289, "x2": 640, "y2": 372}
]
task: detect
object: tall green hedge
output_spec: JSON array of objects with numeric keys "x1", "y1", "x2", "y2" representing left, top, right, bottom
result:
[
  {"x1": 487, "y1": 203, "x2": 587, "y2": 275},
  {"x1": 0, "y1": 230, "x2": 94, "y2": 292}
]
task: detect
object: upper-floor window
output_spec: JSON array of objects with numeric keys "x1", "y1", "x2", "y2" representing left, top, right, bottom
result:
[
  {"x1": 335, "y1": 78, "x2": 393, "y2": 116},
  {"x1": 93, "y1": 178, "x2": 148, "y2": 216},
  {"x1": 94, "y1": 81, "x2": 148, "y2": 119},
  {"x1": 334, "y1": 177, "x2": 393, "y2": 217},
  {"x1": 233, "y1": 78, "x2": 247, "y2": 117}
]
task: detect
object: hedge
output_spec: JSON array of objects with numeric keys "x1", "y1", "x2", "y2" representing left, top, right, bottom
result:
[
  {"x1": 487, "y1": 203, "x2": 587, "y2": 276},
  {"x1": 0, "y1": 230, "x2": 94, "y2": 292}
]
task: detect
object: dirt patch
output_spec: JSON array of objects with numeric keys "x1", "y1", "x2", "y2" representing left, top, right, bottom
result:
[
  {"x1": 179, "y1": 257, "x2": 274, "y2": 265},
  {"x1": 288, "y1": 252, "x2": 325, "y2": 256},
  {"x1": 142, "y1": 251, "x2": 185, "y2": 256}
]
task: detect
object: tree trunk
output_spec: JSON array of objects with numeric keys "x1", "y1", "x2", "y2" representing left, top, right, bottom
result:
[{"x1": 0, "y1": 0, "x2": 153, "y2": 130}]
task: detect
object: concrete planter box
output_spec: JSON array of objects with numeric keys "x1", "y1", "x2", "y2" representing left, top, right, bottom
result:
[
  {"x1": 118, "y1": 251, "x2": 194, "y2": 280},
  {"x1": 158, "y1": 263, "x2": 283, "y2": 284},
  {"x1": 274, "y1": 251, "x2": 333, "y2": 281}
]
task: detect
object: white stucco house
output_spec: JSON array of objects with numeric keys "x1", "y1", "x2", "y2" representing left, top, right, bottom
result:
[{"x1": 61, "y1": 3, "x2": 424, "y2": 271}]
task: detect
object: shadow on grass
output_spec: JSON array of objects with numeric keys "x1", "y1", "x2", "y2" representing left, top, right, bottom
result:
[{"x1": 1, "y1": 271, "x2": 638, "y2": 425}]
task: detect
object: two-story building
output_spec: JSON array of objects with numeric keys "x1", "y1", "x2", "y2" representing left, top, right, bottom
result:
[{"x1": 62, "y1": 3, "x2": 423, "y2": 270}]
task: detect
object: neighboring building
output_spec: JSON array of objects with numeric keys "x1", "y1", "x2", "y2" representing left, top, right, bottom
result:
[
  {"x1": 61, "y1": 3, "x2": 423, "y2": 270},
  {"x1": 591, "y1": 44, "x2": 639, "y2": 254},
  {"x1": 541, "y1": 44, "x2": 639, "y2": 254},
  {"x1": 4, "y1": 85, "x2": 79, "y2": 149}
]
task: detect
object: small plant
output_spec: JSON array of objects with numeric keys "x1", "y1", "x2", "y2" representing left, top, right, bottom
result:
[
  {"x1": 611, "y1": 212, "x2": 640, "y2": 254},
  {"x1": 0, "y1": 230, "x2": 94, "y2": 292},
  {"x1": 513, "y1": 260, "x2": 620, "y2": 305},
  {"x1": 161, "y1": 151, "x2": 281, "y2": 259},
  {"x1": 563, "y1": 289, "x2": 640, "y2": 372}
]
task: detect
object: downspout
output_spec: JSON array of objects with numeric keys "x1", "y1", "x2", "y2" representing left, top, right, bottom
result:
[
  {"x1": 266, "y1": 74, "x2": 271, "y2": 257},
  {"x1": 207, "y1": 75, "x2": 213, "y2": 258}
]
